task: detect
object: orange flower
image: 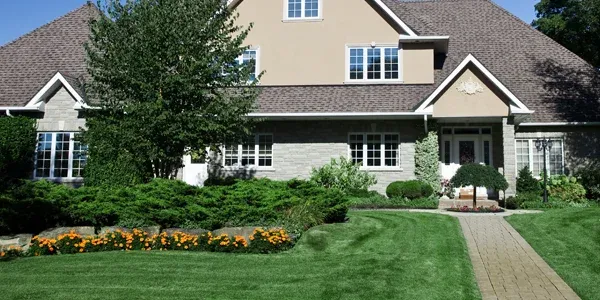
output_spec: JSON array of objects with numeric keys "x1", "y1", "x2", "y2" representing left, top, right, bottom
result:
[
  {"x1": 79, "y1": 249, "x2": 84, "y2": 253},
  {"x1": 0, "y1": 252, "x2": 5, "y2": 257},
  {"x1": 145, "y1": 243, "x2": 149, "y2": 247}
]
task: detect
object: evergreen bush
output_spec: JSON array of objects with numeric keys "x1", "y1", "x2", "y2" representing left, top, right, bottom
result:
[
  {"x1": 0, "y1": 117, "x2": 37, "y2": 190},
  {"x1": 516, "y1": 166, "x2": 542, "y2": 195},
  {"x1": 415, "y1": 130, "x2": 442, "y2": 192}
]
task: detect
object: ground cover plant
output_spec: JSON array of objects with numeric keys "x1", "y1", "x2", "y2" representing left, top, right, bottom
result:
[
  {"x1": 0, "y1": 178, "x2": 349, "y2": 236},
  {"x1": 0, "y1": 211, "x2": 481, "y2": 300},
  {"x1": 507, "y1": 208, "x2": 600, "y2": 299}
]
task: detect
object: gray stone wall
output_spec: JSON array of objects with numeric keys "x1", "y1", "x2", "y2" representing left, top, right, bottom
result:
[
  {"x1": 516, "y1": 126, "x2": 600, "y2": 175},
  {"x1": 36, "y1": 87, "x2": 86, "y2": 132},
  {"x1": 210, "y1": 120, "x2": 424, "y2": 193}
]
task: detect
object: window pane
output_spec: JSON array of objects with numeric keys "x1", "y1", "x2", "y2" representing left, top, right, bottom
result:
[
  {"x1": 349, "y1": 134, "x2": 364, "y2": 165},
  {"x1": 384, "y1": 134, "x2": 399, "y2": 167},
  {"x1": 288, "y1": 0, "x2": 302, "y2": 18},
  {"x1": 349, "y1": 48, "x2": 364, "y2": 80},
  {"x1": 454, "y1": 128, "x2": 480, "y2": 135},
  {"x1": 367, "y1": 49, "x2": 381, "y2": 80},
  {"x1": 239, "y1": 50, "x2": 257, "y2": 81},
  {"x1": 532, "y1": 142, "x2": 544, "y2": 177},
  {"x1": 481, "y1": 128, "x2": 492, "y2": 134},
  {"x1": 224, "y1": 145, "x2": 239, "y2": 166},
  {"x1": 72, "y1": 134, "x2": 87, "y2": 177},
  {"x1": 384, "y1": 48, "x2": 399, "y2": 79},
  {"x1": 305, "y1": 0, "x2": 319, "y2": 17},
  {"x1": 483, "y1": 140, "x2": 490, "y2": 165},
  {"x1": 53, "y1": 133, "x2": 71, "y2": 178},
  {"x1": 241, "y1": 137, "x2": 256, "y2": 167},
  {"x1": 516, "y1": 140, "x2": 530, "y2": 173},
  {"x1": 258, "y1": 134, "x2": 273, "y2": 167},
  {"x1": 549, "y1": 140, "x2": 563, "y2": 175},
  {"x1": 366, "y1": 134, "x2": 382, "y2": 166},
  {"x1": 35, "y1": 133, "x2": 53, "y2": 178}
]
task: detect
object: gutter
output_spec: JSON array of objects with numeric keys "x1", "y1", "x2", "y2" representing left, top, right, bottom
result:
[
  {"x1": 247, "y1": 112, "x2": 432, "y2": 120},
  {"x1": 519, "y1": 122, "x2": 600, "y2": 127}
]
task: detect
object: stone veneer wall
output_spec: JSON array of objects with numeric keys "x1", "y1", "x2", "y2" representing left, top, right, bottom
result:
[
  {"x1": 210, "y1": 120, "x2": 424, "y2": 193},
  {"x1": 515, "y1": 126, "x2": 600, "y2": 175},
  {"x1": 36, "y1": 87, "x2": 86, "y2": 132},
  {"x1": 502, "y1": 117, "x2": 517, "y2": 197}
]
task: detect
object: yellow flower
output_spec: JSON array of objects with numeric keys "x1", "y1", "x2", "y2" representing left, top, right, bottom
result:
[
  {"x1": 74, "y1": 244, "x2": 79, "y2": 247},
  {"x1": 49, "y1": 247, "x2": 54, "y2": 252},
  {"x1": 79, "y1": 249, "x2": 84, "y2": 253},
  {"x1": 119, "y1": 243, "x2": 123, "y2": 247},
  {"x1": 140, "y1": 238, "x2": 144, "y2": 242},
  {"x1": 177, "y1": 243, "x2": 181, "y2": 247},
  {"x1": 184, "y1": 246, "x2": 188, "y2": 249},
  {"x1": 145, "y1": 243, "x2": 149, "y2": 247},
  {"x1": 193, "y1": 242, "x2": 198, "y2": 246}
]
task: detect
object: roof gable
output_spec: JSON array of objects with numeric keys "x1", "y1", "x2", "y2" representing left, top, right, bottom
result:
[
  {"x1": 415, "y1": 54, "x2": 532, "y2": 115},
  {"x1": 0, "y1": 3, "x2": 97, "y2": 107}
]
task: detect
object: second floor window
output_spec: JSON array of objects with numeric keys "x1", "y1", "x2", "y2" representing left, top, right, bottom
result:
[
  {"x1": 286, "y1": 0, "x2": 321, "y2": 20},
  {"x1": 235, "y1": 49, "x2": 259, "y2": 81},
  {"x1": 348, "y1": 47, "x2": 401, "y2": 82}
]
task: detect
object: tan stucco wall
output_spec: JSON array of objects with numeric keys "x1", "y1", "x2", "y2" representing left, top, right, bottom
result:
[
  {"x1": 433, "y1": 67, "x2": 510, "y2": 118},
  {"x1": 234, "y1": 0, "x2": 433, "y2": 85},
  {"x1": 403, "y1": 43, "x2": 434, "y2": 84}
]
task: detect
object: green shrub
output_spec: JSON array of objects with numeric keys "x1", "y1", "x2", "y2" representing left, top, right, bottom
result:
[
  {"x1": 516, "y1": 166, "x2": 542, "y2": 195},
  {"x1": 310, "y1": 156, "x2": 377, "y2": 194},
  {"x1": 402, "y1": 180, "x2": 425, "y2": 199},
  {"x1": 349, "y1": 194, "x2": 438, "y2": 209},
  {"x1": 577, "y1": 163, "x2": 600, "y2": 200},
  {"x1": 386, "y1": 181, "x2": 404, "y2": 198},
  {"x1": 414, "y1": 130, "x2": 442, "y2": 192},
  {"x1": 0, "y1": 117, "x2": 37, "y2": 190},
  {"x1": 546, "y1": 175, "x2": 587, "y2": 203}
]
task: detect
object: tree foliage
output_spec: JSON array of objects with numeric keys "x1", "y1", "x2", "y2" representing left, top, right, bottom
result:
[
  {"x1": 0, "y1": 117, "x2": 37, "y2": 190},
  {"x1": 83, "y1": 0, "x2": 259, "y2": 182},
  {"x1": 450, "y1": 164, "x2": 509, "y2": 208},
  {"x1": 533, "y1": 0, "x2": 600, "y2": 67},
  {"x1": 415, "y1": 130, "x2": 441, "y2": 192}
]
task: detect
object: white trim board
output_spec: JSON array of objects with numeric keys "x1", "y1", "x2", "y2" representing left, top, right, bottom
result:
[
  {"x1": 414, "y1": 54, "x2": 534, "y2": 115},
  {"x1": 227, "y1": 0, "x2": 417, "y2": 37},
  {"x1": 519, "y1": 122, "x2": 600, "y2": 126},
  {"x1": 26, "y1": 72, "x2": 85, "y2": 108}
]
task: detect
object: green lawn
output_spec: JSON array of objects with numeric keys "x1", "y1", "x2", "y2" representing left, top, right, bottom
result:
[
  {"x1": 507, "y1": 208, "x2": 600, "y2": 300},
  {"x1": 0, "y1": 211, "x2": 480, "y2": 300}
]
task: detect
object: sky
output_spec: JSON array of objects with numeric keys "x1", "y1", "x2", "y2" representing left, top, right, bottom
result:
[{"x1": 0, "y1": 0, "x2": 539, "y2": 47}]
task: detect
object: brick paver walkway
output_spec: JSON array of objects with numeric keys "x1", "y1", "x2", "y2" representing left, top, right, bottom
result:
[{"x1": 458, "y1": 216, "x2": 580, "y2": 300}]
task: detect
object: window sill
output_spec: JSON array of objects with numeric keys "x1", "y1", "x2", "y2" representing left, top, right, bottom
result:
[
  {"x1": 360, "y1": 167, "x2": 403, "y2": 172},
  {"x1": 33, "y1": 177, "x2": 84, "y2": 183},
  {"x1": 344, "y1": 80, "x2": 404, "y2": 85},
  {"x1": 282, "y1": 18, "x2": 323, "y2": 23},
  {"x1": 223, "y1": 166, "x2": 276, "y2": 172}
]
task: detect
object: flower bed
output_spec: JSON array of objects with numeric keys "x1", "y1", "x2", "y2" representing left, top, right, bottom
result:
[
  {"x1": 12, "y1": 227, "x2": 293, "y2": 260},
  {"x1": 0, "y1": 246, "x2": 24, "y2": 261},
  {"x1": 446, "y1": 206, "x2": 505, "y2": 213}
]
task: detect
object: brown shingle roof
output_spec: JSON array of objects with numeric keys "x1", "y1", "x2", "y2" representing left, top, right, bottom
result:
[
  {"x1": 0, "y1": 3, "x2": 97, "y2": 107},
  {"x1": 1, "y1": 0, "x2": 598, "y2": 123}
]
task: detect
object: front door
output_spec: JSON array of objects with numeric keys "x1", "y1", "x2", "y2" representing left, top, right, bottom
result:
[{"x1": 442, "y1": 136, "x2": 481, "y2": 180}]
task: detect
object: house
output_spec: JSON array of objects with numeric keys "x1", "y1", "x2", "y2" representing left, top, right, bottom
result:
[{"x1": 1, "y1": 0, "x2": 598, "y2": 197}]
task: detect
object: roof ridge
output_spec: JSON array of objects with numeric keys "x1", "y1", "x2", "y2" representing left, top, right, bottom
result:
[
  {"x1": 0, "y1": 2, "x2": 94, "y2": 50},
  {"x1": 482, "y1": 0, "x2": 593, "y2": 68}
]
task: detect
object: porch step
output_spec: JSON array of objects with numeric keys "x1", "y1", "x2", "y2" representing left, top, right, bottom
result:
[
  {"x1": 458, "y1": 188, "x2": 488, "y2": 200},
  {"x1": 438, "y1": 199, "x2": 499, "y2": 209}
]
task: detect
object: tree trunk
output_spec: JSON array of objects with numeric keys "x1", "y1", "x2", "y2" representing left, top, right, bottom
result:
[{"x1": 473, "y1": 187, "x2": 477, "y2": 209}]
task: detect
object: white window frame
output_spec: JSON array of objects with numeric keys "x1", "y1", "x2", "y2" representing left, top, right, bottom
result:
[
  {"x1": 235, "y1": 48, "x2": 260, "y2": 83},
  {"x1": 514, "y1": 139, "x2": 565, "y2": 178},
  {"x1": 347, "y1": 133, "x2": 402, "y2": 170},
  {"x1": 223, "y1": 133, "x2": 274, "y2": 169},
  {"x1": 345, "y1": 44, "x2": 403, "y2": 84},
  {"x1": 33, "y1": 132, "x2": 86, "y2": 180},
  {"x1": 283, "y1": 0, "x2": 323, "y2": 21}
]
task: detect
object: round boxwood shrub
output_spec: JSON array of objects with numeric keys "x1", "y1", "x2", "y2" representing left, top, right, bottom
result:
[
  {"x1": 386, "y1": 181, "x2": 404, "y2": 198},
  {"x1": 420, "y1": 183, "x2": 434, "y2": 198},
  {"x1": 402, "y1": 180, "x2": 424, "y2": 199}
]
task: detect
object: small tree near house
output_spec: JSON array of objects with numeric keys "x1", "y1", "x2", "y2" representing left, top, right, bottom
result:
[
  {"x1": 83, "y1": 0, "x2": 259, "y2": 184},
  {"x1": 450, "y1": 164, "x2": 509, "y2": 208}
]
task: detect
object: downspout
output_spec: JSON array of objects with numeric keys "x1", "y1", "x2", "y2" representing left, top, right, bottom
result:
[
  {"x1": 423, "y1": 114, "x2": 428, "y2": 133},
  {"x1": 5, "y1": 109, "x2": 13, "y2": 117}
]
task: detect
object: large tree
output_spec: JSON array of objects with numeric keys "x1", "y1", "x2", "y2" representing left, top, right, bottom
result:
[
  {"x1": 533, "y1": 0, "x2": 600, "y2": 67},
  {"x1": 84, "y1": 0, "x2": 259, "y2": 183}
]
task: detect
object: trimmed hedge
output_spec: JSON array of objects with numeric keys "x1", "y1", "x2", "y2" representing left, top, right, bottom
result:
[
  {"x1": 386, "y1": 180, "x2": 434, "y2": 199},
  {"x1": 0, "y1": 178, "x2": 349, "y2": 235}
]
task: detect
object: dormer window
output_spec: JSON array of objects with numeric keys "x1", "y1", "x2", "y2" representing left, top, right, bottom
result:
[{"x1": 285, "y1": 0, "x2": 322, "y2": 20}]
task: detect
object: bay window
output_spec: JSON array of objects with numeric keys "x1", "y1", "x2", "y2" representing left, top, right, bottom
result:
[
  {"x1": 347, "y1": 46, "x2": 401, "y2": 82},
  {"x1": 349, "y1": 133, "x2": 400, "y2": 168},
  {"x1": 34, "y1": 132, "x2": 87, "y2": 179},
  {"x1": 515, "y1": 139, "x2": 564, "y2": 177},
  {"x1": 224, "y1": 134, "x2": 273, "y2": 168}
]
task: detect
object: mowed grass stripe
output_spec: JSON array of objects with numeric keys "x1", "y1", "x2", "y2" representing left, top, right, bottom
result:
[{"x1": 0, "y1": 211, "x2": 480, "y2": 300}]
